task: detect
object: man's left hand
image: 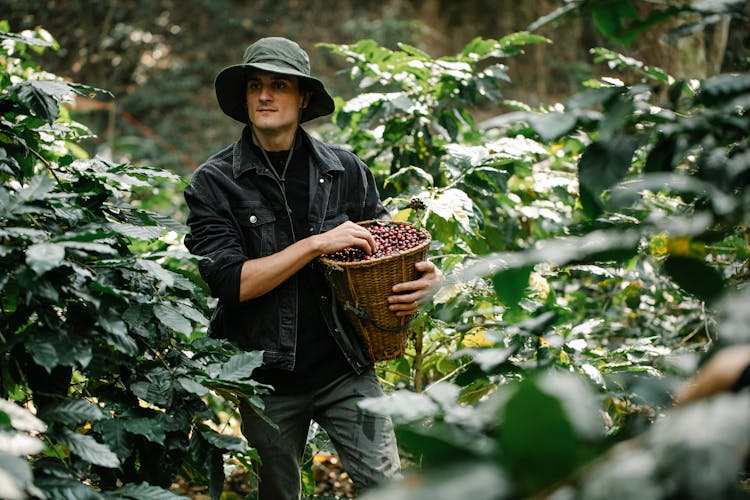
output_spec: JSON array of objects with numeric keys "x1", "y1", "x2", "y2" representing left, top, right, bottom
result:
[{"x1": 387, "y1": 261, "x2": 443, "y2": 317}]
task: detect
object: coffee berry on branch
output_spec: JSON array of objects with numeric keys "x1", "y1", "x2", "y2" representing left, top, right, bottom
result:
[{"x1": 323, "y1": 222, "x2": 427, "y2": 262}]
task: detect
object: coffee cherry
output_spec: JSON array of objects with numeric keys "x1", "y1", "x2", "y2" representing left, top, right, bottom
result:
[
  {"x1": 409, "y1": 197, "x2": 426, "y2": 211},
  {"x1": 322, "y1": 222, "x2": 427, "y2": 262}
]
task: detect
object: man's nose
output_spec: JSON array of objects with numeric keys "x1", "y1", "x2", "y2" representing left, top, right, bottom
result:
[{"x1": 258, "y1": 85, "x2": 272, "y2": 101}]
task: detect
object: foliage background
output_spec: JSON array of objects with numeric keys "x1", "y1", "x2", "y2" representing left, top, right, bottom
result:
[
  {"x1": 1, "y1": 1, "x2": 750, "y2": 499},
  {"x1": 3, "y1": 0, "x2": 748, "y2": 174}
]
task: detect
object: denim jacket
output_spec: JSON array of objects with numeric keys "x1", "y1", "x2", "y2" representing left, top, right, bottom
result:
[{"x1": 184, "y1": 126, "x2": 388, "y2": 374}]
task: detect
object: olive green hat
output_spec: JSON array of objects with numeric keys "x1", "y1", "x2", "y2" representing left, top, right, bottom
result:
[{"x1": 214, "y1": 37, "x2": 335, "y2": 124}]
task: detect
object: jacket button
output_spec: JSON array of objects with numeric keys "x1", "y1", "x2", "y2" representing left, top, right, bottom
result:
[{"x1": 249, "y1": 215, "x2": 257, "y2": 224}]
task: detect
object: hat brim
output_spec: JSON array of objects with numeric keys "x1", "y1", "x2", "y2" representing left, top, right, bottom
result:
[{"x1": 215, "y1": 62, "x2": 335, "y2": 124}]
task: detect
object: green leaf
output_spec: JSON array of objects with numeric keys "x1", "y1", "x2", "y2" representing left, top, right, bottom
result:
[
  {"x1": 95, "y1": 419, "x2": 132, "y2": 459},
  {"x1": 395, "y1": 422, "x2": 487, "y2": 467},
  {"x1": 25, "y1": 243, "x2": 65, "y2": 275},
  {"x1": 58, "y1": 241, "x2": 118, "y2": 255},
  {"x1": 499, "y1": 379, "x2": 585, "y2": 494},
  {"x1": 219, "y1": 352, "x2": 264, "y2": 381},
  {"x1": 358, "y1": 390, "x2": 439, "y2": 423},
  {"x1": 41, "y1": 399, "x2": 106, "y2": 426},
  {"x1": 0, "y1": 30, "x2": 55, "y2": 47},
  {"x1": 25, "y1": 332, "x2": 81, "y2": 372},
  {"x1": 717, "y1": 287, "x2": 750, "y2": 344},
  {"x1": 130, "y1": 367, "x2": 173, "y2": 408},
  {"x1": 644, "y1": 136, "x2": 677, "y2": 172},
  {"x1": 0, "y1": 431, "x2": 46, "y2": 455},
  {"x1": 430, "y1": 188, "x2": 476, "y2": 233},
  {"x1": 34, "y1": 477, "x2": 104, "y2": 500},
  {"x1": 176, "y1": 303, "x2": 209, "y2": 327},
  {"x1": 123, "y1": 418, "x2": 166, "y2": 445},
  {"x1": 492, "y1": 265, "x2": 533, "y2": 308},
  {"x1": 199, "y1": 428, "x2": 248, "y2": 452},
  {"x1": 207, "y1": 447, "x2": 224, "y2": 500},
  {"x1": 0, "y1": 452, "x2": 37, "y2": 499},
  {"x1": 592, "y1": 0, "x2": 640, "y2": 45},
  {"x1": 100, "y1": 314, "x2": 138, "y2": 356},
  {"x1": 109, "y1": 482, "x2": 185, "y2": 500},
  {"x1": 177, "y1": 377, "x2": 209, "y2": 396},
  {"x1": 109, "y1": 222, "x2": 163, "y2": 241},
  {"x1": 18, "y1": 174, "x2": 55, "y2": 201},
  {"x1": 11, "y1": 81, "x2": 60, "y2": 123},
  {"x1": 664, "y1": 256, "x2": 724, "y2": 302},
  {"x1": 137, "y1": 259, "x2": 176, "y2": 287},
  {"x1": 59, "y1": 428, "x2": 120, "y2": 468},
  {"x1": 154, "y1": 303, "x2": 192, "y2": 337},
  {"x1": 384, "y1": 165, "x2": 434, "y2": 188},
  {"x1": 696, "y1": 72, "x2": 750, "y2": 106},
  {"x1": 397, "y1": 42, "x2": 431, "y2": 60},
  {"x1": 0, "y1": 400, "x2": 46, "y2": 433},
  {"x1": 529, "y1": 112, "x2": 577, "y2": 141},
  {"x1": 141, "y1": 210, "x2": 189, "y2": 233},
  {"x1": 342, "y1": 92, "x2": 388, "y2": 113},
  {"x1": 578, "y1": 136, "x2": 639, "y2": 217}
]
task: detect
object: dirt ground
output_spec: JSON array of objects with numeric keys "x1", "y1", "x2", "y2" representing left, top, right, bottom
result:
[{"x1": 175, "y1": 452, "x2": 355, "y2": 499}]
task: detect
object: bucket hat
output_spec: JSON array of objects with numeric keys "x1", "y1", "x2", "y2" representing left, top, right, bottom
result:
[{"x1": 215, "y1": 37, "x2": 335, "y2": 124}]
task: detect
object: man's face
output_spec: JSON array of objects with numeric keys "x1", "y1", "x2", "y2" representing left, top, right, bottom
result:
[{"x1": 245, "y1": 70, "x2": 307, "y2": 135}]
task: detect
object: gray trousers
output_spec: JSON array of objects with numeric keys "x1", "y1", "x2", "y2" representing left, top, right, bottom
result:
[{"x1": 239, "y1": 368, "x2": 401, "y2": 500}]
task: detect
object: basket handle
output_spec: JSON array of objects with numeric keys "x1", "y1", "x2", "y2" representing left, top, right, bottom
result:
[{"x1": 342, "y1": 301, "x2": 412, "y2": 333}]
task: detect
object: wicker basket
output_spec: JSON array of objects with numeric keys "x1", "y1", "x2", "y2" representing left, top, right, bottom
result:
[{"x1": 317, "y1": 220, "x2": 431, "y2": 362}]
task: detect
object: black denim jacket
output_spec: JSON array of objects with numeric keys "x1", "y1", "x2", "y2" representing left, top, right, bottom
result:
[{"x1": 184, "y1": 126, "x2": 387, "y2": 374}]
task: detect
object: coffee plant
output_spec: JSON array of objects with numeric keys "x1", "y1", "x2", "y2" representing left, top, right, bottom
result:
[
  {"x1": 0, "y1": 24, "x2": 268, "y2": 499},
  {"x1": 2, "y1": 2, "x2": 750, "y2": 498},
  {"x1": 322, "y1": 8, "x2": 750, "y2": 497},
  {"x1": 322, "y1": 221, "x2": 427, "y2": 262}
]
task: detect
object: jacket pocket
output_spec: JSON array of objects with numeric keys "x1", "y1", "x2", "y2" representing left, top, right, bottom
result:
[
  {"x1": 237, "y1": 204, "x2": 277, "y2": 257},
  {"x1": 320, "y1": 212, "x2": 349, "y2": 232}
]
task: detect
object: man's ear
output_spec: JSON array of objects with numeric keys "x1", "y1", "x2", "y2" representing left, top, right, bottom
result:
[{"x1": 301, "y1": 91, "x2": 312, "y2": 109}]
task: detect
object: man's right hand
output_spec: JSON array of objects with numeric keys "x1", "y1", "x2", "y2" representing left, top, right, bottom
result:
[{"x1": 314, "y1": 220, "x2": 377, "y2": 256}]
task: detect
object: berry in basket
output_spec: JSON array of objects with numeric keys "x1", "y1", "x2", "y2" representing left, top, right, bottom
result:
[{"x1": 322, "y1": 221, "x2": 428, "y2": 262}]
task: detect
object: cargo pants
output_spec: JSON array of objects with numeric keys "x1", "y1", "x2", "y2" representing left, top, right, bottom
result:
[{"x1": 239, "y1": 367, "x2": 402, "y2": 500}]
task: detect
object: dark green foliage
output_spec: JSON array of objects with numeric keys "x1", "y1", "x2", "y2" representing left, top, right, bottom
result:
[
  {"x1": 323, "y1": 5, "x2": 750, "y2": 498},
  {"x1": 2, "y1": 2, "x2": 750, "y2": 498},
  {"x1": 0, "y1": 24, "x2": 264, "y2": 499}
]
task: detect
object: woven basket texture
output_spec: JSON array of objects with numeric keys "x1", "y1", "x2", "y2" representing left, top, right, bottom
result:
[{"x1": 318, "y1": 220, "x2": 431, "y2": 361}]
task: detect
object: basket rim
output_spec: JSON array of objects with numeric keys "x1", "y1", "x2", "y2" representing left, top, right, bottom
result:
[{"x1": 317, "y1": 220, "x2": 431, "y2": 269}]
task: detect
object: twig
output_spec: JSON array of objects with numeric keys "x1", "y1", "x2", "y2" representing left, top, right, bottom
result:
[
  {"x1": 413, "y1": 325, "x2": 424, "y2": 393},
  {"x1": 27, "y1": 147, "x2": 62, "y2": 184}
]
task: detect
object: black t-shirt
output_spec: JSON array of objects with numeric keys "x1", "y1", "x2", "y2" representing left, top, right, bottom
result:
[{"x1": 249, "y1": 136, "x2": 352, "y2": 394}]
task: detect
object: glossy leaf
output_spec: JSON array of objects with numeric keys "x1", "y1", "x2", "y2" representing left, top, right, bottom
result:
[
  {"x1": 578, "y1": 136, "x2": 639, "y2": 217},
  {"x1": 663, "y1": 255, "x2": 724, "y2": 302},
  {"x1": 10, "y1": 81, "x2": 59, "y2": 123},
  {"x1": 109, "y1": 482, "x2": 185, "y2": 500},
  {"x1": 59, "y1": 429, "x2": 120, "y2": 468},
  {"x1": 41, "y1": 399, "x2": 106, "y2": 426}
]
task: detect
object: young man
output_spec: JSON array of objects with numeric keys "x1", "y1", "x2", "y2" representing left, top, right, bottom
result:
[{"x1": 183, "y1": 37, "x2": 441, "y2": 499}]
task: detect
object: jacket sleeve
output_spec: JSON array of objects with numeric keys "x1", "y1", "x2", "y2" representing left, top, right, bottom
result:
[{"x1": 183, "y1": 168, "x2": 245, "y2": 306}]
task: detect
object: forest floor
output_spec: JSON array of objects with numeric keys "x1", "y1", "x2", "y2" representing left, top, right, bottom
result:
[{"x1": 173, "y1": 452, "x2": 355, "y2": 499}]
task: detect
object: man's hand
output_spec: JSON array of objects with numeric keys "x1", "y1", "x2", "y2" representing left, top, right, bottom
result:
[
  {"x1": 387, "y1": 260, "x2": 443, "y2": 317},
  {"x1": 313, "y1": 220, "x2": 377, "y2": 256}
]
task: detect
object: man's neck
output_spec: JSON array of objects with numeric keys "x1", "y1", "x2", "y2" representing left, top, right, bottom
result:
[{"x1": 252, "y1": 127, "x2": 297, "y2": 152}]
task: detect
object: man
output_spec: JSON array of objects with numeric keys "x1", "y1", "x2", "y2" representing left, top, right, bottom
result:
[{"x1": 183, "y1": 37, "x2": 441, "y2": 499}]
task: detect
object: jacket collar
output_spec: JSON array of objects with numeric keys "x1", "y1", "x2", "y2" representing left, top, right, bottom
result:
[{"x1": 232, "y1": 125, "x2": 345, "y2": 178}]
